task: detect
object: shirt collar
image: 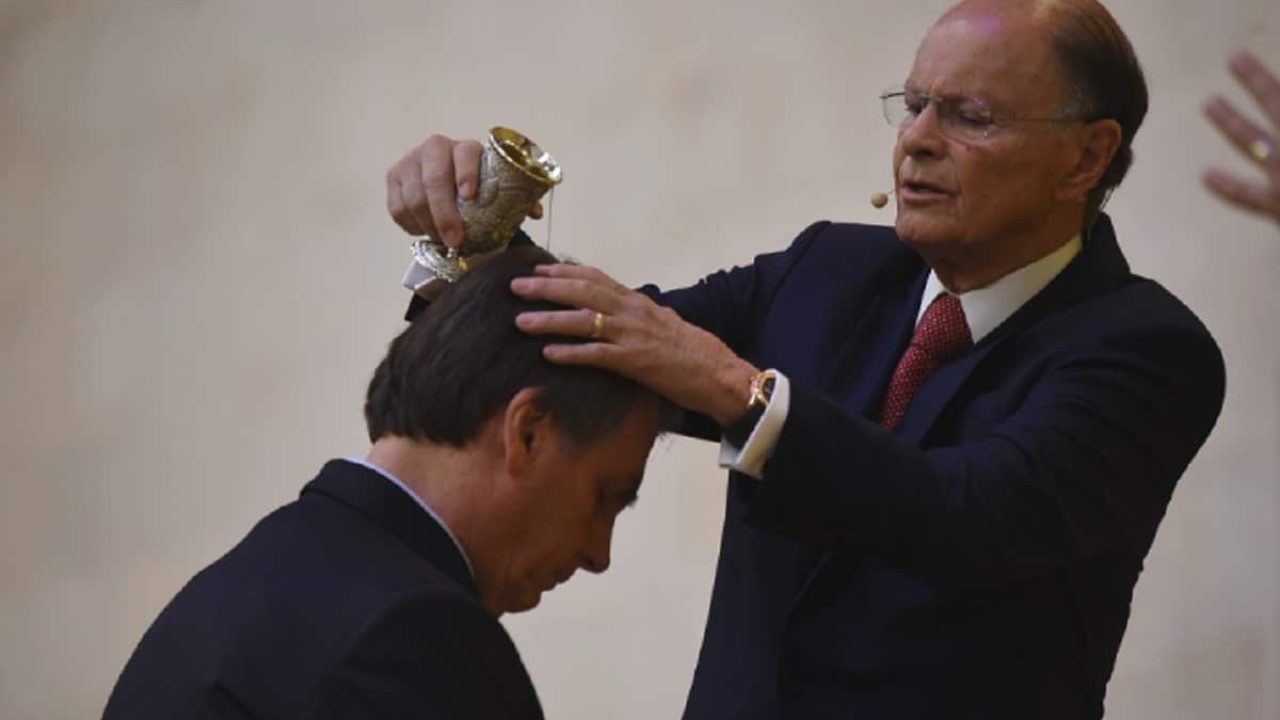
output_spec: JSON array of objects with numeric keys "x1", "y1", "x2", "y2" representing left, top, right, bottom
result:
[
  {"x1": 341, "y1": 456, "x2": 475, "y2": 579},
  {"x1": 915, "y1": 234, "x2": 1082, "y2": 343}
]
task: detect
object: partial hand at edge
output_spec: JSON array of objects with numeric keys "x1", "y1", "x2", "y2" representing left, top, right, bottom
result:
[{"x1": 1203, "y1": 50, "x2": 1280, "y2": 225}]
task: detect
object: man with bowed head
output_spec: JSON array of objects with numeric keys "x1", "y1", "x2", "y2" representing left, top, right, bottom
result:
[
  {"x1": 387, "y1": 0, "x2": 1225, "y2": 717},
  {"x1": 104, "y1": 245, "x2": 666, "y2": 719}
]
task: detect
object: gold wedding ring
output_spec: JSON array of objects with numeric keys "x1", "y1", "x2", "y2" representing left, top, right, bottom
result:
[
  {"x1": 590, "y1": 311, "x2": 606, "y2": 340},
  {"x1": 1250, "y1": 137, "x2": 1275, "y2": 164}
]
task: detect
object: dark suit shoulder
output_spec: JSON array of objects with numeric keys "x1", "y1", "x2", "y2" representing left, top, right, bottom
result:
[
  {"x1": 214, "y1": 491, "x2": 486, "y2": 675},
  {"x1": 805, "y1": 221, "x2": 920, "y2": 272},
  {"x1": 343, "y1": 588, "x2": 514, "y2": 657},
  {"x1": 105, "y1": 487, "x2": 523, "y2": 720},
  {"x1": 192, "y1": 489, "x2": 475, "y2": 638},
  {"x1": 810, "y1": 221, "x2": 905, "y2": 251},
  {"x1": 754, "y1": 221, "x2": 924, "y2": 309},
  {"x1": 1036, "y1": 273, "x2": 1223, "y2": 383},
  {"x1": 321, "y1": 589, "x2": 542, "y2": 719},
  {"x1": 1087, "y1": 274, "x2": 1217, "y2": 339},
  {"x1": 711, "y1": 220, "x2": 914, "y2": 290}
]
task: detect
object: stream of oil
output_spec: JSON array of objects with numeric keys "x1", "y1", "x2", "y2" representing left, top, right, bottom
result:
[{"x1": 544, "y1": 186, "x2": 555, "y2": 255}]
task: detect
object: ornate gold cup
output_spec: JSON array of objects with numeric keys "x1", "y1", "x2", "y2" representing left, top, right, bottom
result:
[{"x1": 409, "y1": 127, "x2": 563, "y2": 286}]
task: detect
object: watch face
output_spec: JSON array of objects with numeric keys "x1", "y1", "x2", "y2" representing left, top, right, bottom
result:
[
  {"x1": 760, "y1": 376, "x2": 775, "y2": 401},
  {"x1": 749, "y1": 370, "x2": 777, "y2": 408}
]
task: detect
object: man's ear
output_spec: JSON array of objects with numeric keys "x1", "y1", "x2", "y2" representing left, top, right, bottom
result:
[
  {"x1": 1058, "y1": 118, "x2": 1123, "y2": 203},
  {"x1": 501, "y1": 387, "x2": 553, "y2": 478}
]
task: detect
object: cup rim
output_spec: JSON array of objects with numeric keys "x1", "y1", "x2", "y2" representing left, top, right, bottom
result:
[{"x1": 488, "y1": 126, "x2": 563, "y2": 187}]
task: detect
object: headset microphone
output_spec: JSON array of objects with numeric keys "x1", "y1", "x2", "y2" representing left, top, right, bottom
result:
[{"x1": 870, "y1": 189, "x2": 895, "y2": 209}]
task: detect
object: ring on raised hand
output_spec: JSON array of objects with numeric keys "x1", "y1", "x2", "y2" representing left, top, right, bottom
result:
[
  {"x1": 1249, "y1": 137, "x2": 1275, "y2": 164},
  {"x1": 590, "y1": 311, "x2": 606, "y2": 339}
]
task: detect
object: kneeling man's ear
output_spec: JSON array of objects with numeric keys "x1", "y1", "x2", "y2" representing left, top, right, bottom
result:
[{"x1": 502, "y1": 387, "x2": 554, "y2": 477}]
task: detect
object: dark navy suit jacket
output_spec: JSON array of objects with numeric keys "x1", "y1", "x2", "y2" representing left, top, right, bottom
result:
[
  {"x1": 649, "y1": 216, "x2": 1225, "y2": 720},
  {"x1": 103, "y1": 459, "x2": 542, "y2": 720}
]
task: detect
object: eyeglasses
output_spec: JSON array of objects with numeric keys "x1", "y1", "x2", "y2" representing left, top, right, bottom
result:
[{"x1": 880, "y1": 86, "x2": 1082, "y2": 142}]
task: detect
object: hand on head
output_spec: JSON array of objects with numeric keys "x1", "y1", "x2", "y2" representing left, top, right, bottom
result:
[
  {"x1": 511, "y1": 264, "x2": 759, "y2": 428},
  {"x1": 1203, "y1": 51, "x2": 1280, "y2": 225}
]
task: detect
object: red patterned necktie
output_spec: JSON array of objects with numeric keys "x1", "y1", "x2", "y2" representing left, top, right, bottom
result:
[{"x1": 878, "y1": 293, "x2": 972, "y2": 430}]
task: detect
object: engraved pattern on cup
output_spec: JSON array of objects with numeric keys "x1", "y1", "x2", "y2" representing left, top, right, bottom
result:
[{"x1": 412, "y1": 127, "x2": 561, "y2": 284}]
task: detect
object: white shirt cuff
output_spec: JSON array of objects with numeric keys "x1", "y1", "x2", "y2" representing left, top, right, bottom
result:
[{"x1": 718, "y1": 370, "x2": 790, "y2": 480}]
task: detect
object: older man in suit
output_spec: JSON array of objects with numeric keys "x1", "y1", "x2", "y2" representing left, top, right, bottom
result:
[
  {"x1": 385, "y1": 1, "x2": 1226, "y2": 717},
  {"x1": 103, "y1": 246, "x2": 665, "y2": 720}
]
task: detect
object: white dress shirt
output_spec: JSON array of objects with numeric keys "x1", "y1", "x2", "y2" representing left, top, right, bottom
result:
[
  {"x1": 720, "y1": 234, "x2": 1083, "y2": 479},
  {"x1": 341, "y1": 456, "x2": 476, "y2": 578}
]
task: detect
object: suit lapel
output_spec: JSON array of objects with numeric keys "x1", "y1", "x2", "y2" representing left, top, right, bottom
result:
[
  {"x1": 302, "y1": 459, "x2": 480, "y2": 598},
  {"x1": 823, "y1": 261, "x2": 929, "y2": 419},
  {"x1": 894, "y1": 215, "x2": 1132, "y2": 444},
  {"x1": 895, "y1": 341, "x2": 998, "y2": 443}
]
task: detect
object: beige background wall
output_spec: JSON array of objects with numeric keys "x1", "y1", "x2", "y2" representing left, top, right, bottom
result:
[{"x1": 2, "y1": 1, "x2": 1277, "y2": 718}]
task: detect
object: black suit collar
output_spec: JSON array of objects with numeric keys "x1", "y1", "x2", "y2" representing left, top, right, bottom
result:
[
  {"x1": 973, "y1": 213, "x2": 1130, "y2": 350},
  {"x1": 894, "y1": 213, "x2": 1132, "y2": 442},
  {"x1": 302, "y1": 459, "x2": 479, "y2": 598}
]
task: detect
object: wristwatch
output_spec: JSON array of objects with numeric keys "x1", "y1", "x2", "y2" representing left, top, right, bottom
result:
[
  {"x1": 746, "y1": 369, "x2": 779, "y2": 411},
  {"x1": 725, "y1": 368, "x2": 779, "y2": 445}
]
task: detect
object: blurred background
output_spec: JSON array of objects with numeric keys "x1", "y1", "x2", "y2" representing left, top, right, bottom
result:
[{"x1": 2, "y1": 0, "x2": 1277, "y2": 718}]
